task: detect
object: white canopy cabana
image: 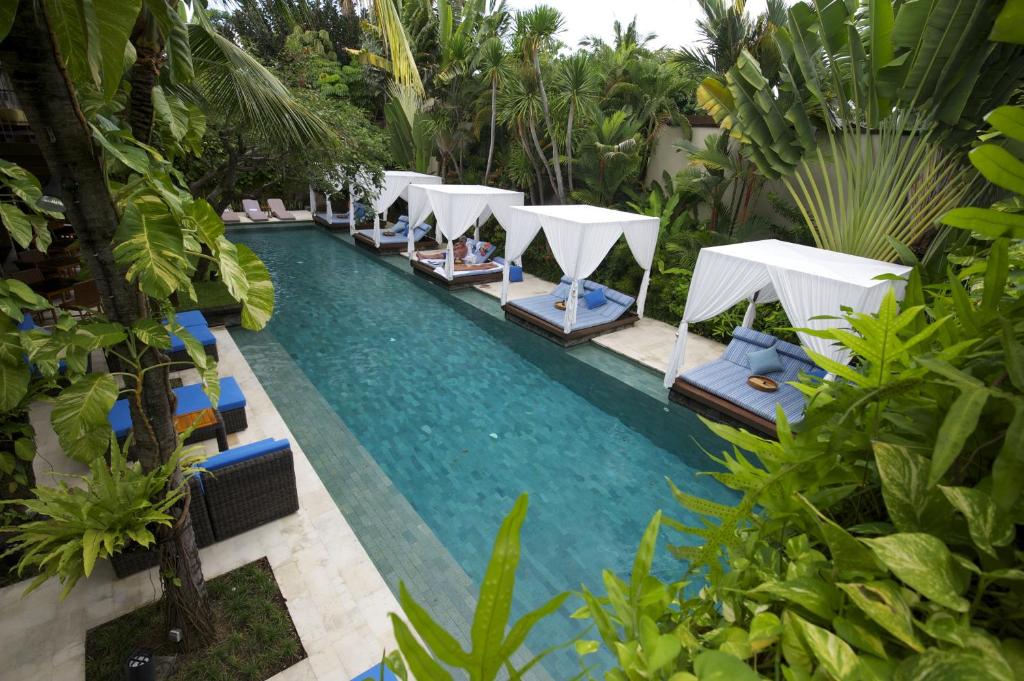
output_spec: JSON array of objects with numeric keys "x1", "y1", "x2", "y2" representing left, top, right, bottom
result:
[
  {"x1": 407, "y1": 184, "x2": 524, "y2": 278},
  {"x1": 358, "y1": 171, "x2": 441, "y2": 245},
  {"x1": 662, "y1": 240, "x2": 913, "y2": 388},
  {"x1": 500, "y1": 205, "x2": 660, "y2": 333}
]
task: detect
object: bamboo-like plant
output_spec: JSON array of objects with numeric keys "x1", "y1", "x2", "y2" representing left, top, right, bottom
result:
[{"x1": 696, "y1": 0, "x2": 1024, "y2": 260}]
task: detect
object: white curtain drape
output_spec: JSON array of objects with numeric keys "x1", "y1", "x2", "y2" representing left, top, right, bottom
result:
[
  {"x1": 663, "y1": 250, "x2": 774, "y2": 387},
  {"x1": 541, "y1": 217, "x2": 623, "y2": 332},
  {"x1": 622, "y1": 222, "x2": 659, "y2": 318},
  {"x1": 427, "y1": 189, "x2": 523, "y2": 278},
  {"x1": 500, "y1": 210, "x2": 544, "y2": 304}
]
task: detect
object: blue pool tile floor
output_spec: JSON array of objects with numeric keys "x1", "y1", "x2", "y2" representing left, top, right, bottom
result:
[{"x1": 230, "y1": 226, "x2": 737, "y2": 678}]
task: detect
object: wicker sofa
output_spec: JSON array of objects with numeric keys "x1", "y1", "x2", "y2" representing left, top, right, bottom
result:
[
  {"x1": 111, "y1": 439, "x2": 298, "y2": 578},
  {"x1": 108, "y1": 376, "x2": 248, "y2": 446}
]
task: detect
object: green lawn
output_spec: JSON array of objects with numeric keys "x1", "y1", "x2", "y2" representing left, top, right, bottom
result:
[{"x1": 85, "y1": 559, "x2": 304, "y2": 681}]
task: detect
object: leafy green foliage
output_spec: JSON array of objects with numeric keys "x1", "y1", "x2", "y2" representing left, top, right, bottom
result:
[
  {"x1": 1, "y1": 439, "x2": 200, "y2": 599},
  {"x1": 388, "y1": 494, "x2": 570, "y2": 680}
]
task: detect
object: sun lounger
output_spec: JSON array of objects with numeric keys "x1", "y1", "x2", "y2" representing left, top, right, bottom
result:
[
  {"x1": 221, "y1": 208, "x2": 241, "y2": 223},
  {"x1": 503, "y1": 277, "x2": 639, "y2": 346},
  {"x1": 242, "y1": 199, "x2": 270, "y2": 222},
  {"x1": 108, "y1": 376, "x2": 248, "y2": 445},
  {"x1": 267, "y1": 198, "x2": 295, "y2": 220},
  {"x1": 668, "y1": 326, "x2": 820, "y2": 437}
]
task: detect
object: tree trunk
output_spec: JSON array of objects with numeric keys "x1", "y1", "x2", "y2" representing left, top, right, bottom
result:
[
  {"x1": 532, "y1": 51, "x2": 564, "y2": 203},
  {"x1": 566, "y1": 101, "x2": 576, "y2": 195},
  {"x1": 528, "y1": 116, "x2": 558, "y2": 198},
  {"x1": 484, "y1": 80, "x2": 498, "y2": 183},
  {"x1": 127, "y1": 9, "x2": 163, "y2": 144},
  {"x1": 4, "y1": 4, "x2": 215, "y2": 647}
]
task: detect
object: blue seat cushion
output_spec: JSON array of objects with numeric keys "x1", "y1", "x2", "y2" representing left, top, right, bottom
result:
[
  {"x1": 176, "y1": 377, "x2": 245, "y2": 413},
  {"x1": 509, "y1": 289, "x2": 633, "y2": 332},
  {"x1": 169, "y1": 324, "x2": 216, "y2": 352},
  {"x1": 201, "y1": 438, "x2": 290, "y2": 472},
  {"x1": 18, "y1": 313, "x2": 36, "y2": 331},
  {"x1": 109, "y1": 377, "x2": 246, "y2": 437},
  {"x1": 682, "y1": 359, "x2": 807, "y2": 424},
  {"x1": 352, "y1": 664, "x2": 398, "y2": 681},
  {"x1": 170, "y1": 310, "x2": 208, "y2": 327},
  {"x1": 584, "y1": 288, "x2": 607, "y2": 309},
  {"x1": 748, "y1": 347, "x2": 783, "y2": 375}
]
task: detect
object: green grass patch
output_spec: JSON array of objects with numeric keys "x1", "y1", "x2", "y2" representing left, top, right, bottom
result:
[
  {"x1": 183, "y1": 280, "x2": 238, "y2": 311},
  {"x1": 85, "y1": 558, "x2": 305, "y2": 681}
]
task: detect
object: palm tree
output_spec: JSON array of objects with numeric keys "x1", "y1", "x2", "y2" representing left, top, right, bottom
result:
[
  {"x1": 516, "y1": 6, "x2": 566, "y2": 202},
  {"x1": 555, "y1": 53, "x2": 601, "y2": 194},
  {"x1": 476, "y1": 37, "x2": 511, "y2": 182},
  {"x1": 672, "y1": 0, "x2": 785, "y2": 81}
]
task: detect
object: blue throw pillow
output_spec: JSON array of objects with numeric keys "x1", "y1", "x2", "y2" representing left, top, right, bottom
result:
[
  {"x1": 808, "y1": 366, "x2": 828, "y2": 380},
  {"x1": 392, "y1": 223, "x2": 409, "y2": 236},
  {"x1": 747, "y1": 347, "x2": 783, "y2": 374},
  {"x1": 509, "y1": 265, "x2": 524, "y2": 282},
  {"x1": 584, "y1": 288, "x2": 607, "y2": 310}
]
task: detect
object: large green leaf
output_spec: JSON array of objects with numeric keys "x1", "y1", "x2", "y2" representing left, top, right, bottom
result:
[
  {"x1": 0, "y1": 359, "x2": 30, "y2": 411},
  {"x1": 986, "y1": 106, "x2": 1024, "y2": 142},
  {"x1": 113, "y1": 197, "x2": 190, "y2": 299},
  {"x1": 692, "y1": 650, "x2": 759, "y2": 681},
  {"x1": 990, "y1": 0, "x2": 1024, "y2": 44},
  {"x1": 749, "y1": 577, "x2": 841, "y2": 621},
  {"x1": 928, "y1": 386, "x2": 988, "y2": 486},
  {"x1": 969, "y1": 144, "x2": 1024, "y2": 195},
  {"x1": 469, "y1": 493, "x2": 528, "y2": 680},
  {"x1": 940, "y1": 207, "x2": 1024, "y2": 239},
  {"x1": 236, "y1": 243, "x2": 274, "y2": 330},
  {"x1": 398, "y1": 581, "x2": 470, "y2": 667},
  {"x1": 863, "y1": 534, "x2": 969, "y2": 612},
  {"x1": 790, "y1": 613, "x2": 868, "y2": 680},
  {"x1": 143, "y1": 0, "x2": 193, "y2": 82},
  {"x1": 389, "y1": 614, "x2": 454, "y2": 681},
  {"x1": 152, "y1": 84, "x2": 189, "y2": 141},
  {"x1": 939, "y1": 486, "x2": 1014, "y2": 558},
  {"x1": 91, "y1": 0, "x2": 141, "y2": 99},
  {"x1": 991, "y1": 401, "x2": 1024, "y2": 511},
  {"x1": 50, "y1": 373, "x2": 119, "y2": 462},
  {"x1": 873, "y1": 442, "x2": 952, "y2": 534},
  {"x1": 0, "y1": 203, "x2": 41, "y2": 249},
  {"x1": 838, "y1": 581, "x2": 923, "y2": 652}
]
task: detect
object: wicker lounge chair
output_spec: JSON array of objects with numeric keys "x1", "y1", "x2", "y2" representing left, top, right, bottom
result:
[
  {"x1": 110, "y1": 438, "x2": 298, "y2": 578},
  {"x1": 668, "y1": 326, "x2": 819, "y2": 437},
  {"x1": 109, "y1": 376, "x2": 248, "y2": 446},
  {"x1": 504, "y1": 277, "x2": 639, "y2": 346},
  {"x1": 242, "y1": 199, "x2": 270, "y2": 222},
  {"x1": 353, "y1": 216, "x2": 438, "y2": 255},
  {"x1": 267, "y1": 198, "x2": 295, "y2": 220}
]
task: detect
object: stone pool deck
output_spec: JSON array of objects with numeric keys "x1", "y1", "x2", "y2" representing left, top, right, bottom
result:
[{"x1": 2, "y1": 328, "x2": 401, "y2": 681}]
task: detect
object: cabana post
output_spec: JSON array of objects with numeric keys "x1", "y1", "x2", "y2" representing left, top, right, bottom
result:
[{"x1": 663, "y1": 240, "x2": 912, "y2": 389}]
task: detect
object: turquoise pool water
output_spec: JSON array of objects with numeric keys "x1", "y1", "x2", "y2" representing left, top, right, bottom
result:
[{"x1": 232, "y1": 227, "x2": 734, "y2": 677}]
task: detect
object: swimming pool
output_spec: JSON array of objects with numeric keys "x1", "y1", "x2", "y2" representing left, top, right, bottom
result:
[{"x1": 231, "y1": 227, "x2": 734, "y2": 677}]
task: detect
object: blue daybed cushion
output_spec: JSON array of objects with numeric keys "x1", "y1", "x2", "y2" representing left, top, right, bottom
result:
[
  {"x1": 169, "y1": 310, "x2": 208, "y2": 328},
  {"x1": 18, "y1": 313, "x2": 36, "y2": 331},
  {"x1": 352, "y1": 664, "x2": 398, "y2": 681},
  {"x1": 169, "y1": 324, "x2": 217, "y2": 352},
  {"x1": 109, "y1": 377, "x2": 246, "y2": 437},
  {"x1": 509, "y1": 286, "x2": 636, "y2": 332},
  {"x1": 748, "y1": 347, "x2": 783, "y2": 375},
  {"x1": 202, "y1": 438, "x2": 290, "y2": 472},
  {"x1": 584, "y1": 288, "x2": 607, "y2": 309}
]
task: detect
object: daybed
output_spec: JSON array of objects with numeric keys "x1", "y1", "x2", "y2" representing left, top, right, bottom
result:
[
  {"x1": 668, "y1": 326, "x2": 818, "y2": 436},
  {"x1": 503, "y1": 276, "x2": 639, "y2": 347},
  {"x1": 111, "y1": 438, "x2": 298, "y2": 578},
  {"x1": 108, "y1": 376, "x2": 248, "y2": 446},
  {"x1": 410, "y1": 241, "x2": 504, "y2": 289},
  {"x1": 353, "y1": 214, "x2": 438, "y2": 255}
]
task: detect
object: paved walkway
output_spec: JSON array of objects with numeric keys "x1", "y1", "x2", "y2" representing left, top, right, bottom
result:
[
  {"x1": 2, "y1": 329, "x2": 401, "y2": 681},
  {"x1": 474, "y1": 273, "x2": 724, "y2": 376}
]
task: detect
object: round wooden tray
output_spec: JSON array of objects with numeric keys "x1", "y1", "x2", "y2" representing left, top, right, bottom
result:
[
  {"x1": 554, "y1": 300, "x2": 566, "y2": 311},
  {"x1": 748, "y1": 375, "x2": 779, "y2": 392}
]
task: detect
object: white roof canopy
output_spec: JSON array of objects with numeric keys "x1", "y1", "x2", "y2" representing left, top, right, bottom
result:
[
  {"x1": 362, "y1": 171, "x2": 441, "y2": 243},
  {"x1": 663, "y1": 239, "x2": 913, "y2": 388},
  {"x1": 407, "y1": 184, "x2": 525, "y2": 277},
  {"x1": 500, "y1": 205, "x2": 660, "y2": 332}
]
